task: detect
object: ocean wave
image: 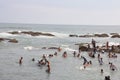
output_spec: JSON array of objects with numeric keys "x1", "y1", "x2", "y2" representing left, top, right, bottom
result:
[{"x1": 49, "y1": 32, "x2": 69, "y2": 38}]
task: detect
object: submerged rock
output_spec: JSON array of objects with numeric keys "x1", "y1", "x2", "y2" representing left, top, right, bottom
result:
[
  {"x1": 0, "y1": 38, "x2": 18, "y2": 43},
  {"x1": 8, "y1": 39, "x2": 18, "y2": 43}
]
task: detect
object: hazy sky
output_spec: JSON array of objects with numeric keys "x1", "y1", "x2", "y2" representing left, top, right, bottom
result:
[{"x1": 0, "y1": 0, "x2": 120, "y2": 25}]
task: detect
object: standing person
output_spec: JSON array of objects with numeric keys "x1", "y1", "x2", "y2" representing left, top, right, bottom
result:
[
  {"x1": 46, "y1": 61, "x2": 51, "y2": 73},
  {"x1": 91, "y1": 39, "x2": 96, "y2": 54},
  {"x1": 19, "y1": 57, "x2": 23, "y2": 65},
  {"x1": 73, "y1": 51, "x2": 76, "y2": 57},
  {"x1": 87, "y1": 44, "x2": 90, "y2": 51},
  {"x1": 78, "y1": 45, "x2": 81, "y2": 53},
  {"x1": 58, "y1": 47, "x2": 62, "y2": 52},
  {"x1": 106, "y1": 41, "x2": 109, "y2": 50},
  {"x1": 98, "y1": 58, "x2": 103, "y2": 65},
  {"x1": 81, "y1": 56, "x2": 88, "y2": 65},
  {"x1": 92, "y1": 39, "x2": 96, "y2": 48}
]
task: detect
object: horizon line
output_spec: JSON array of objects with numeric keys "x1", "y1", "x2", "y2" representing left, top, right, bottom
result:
[{"x1": 0, "y1": 22, "x2": 120, "y2": 26}]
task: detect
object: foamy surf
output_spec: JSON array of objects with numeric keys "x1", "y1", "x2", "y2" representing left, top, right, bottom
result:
[
  {"x1": 0, "y1": 32, "x2": 17, "y2": 37},
  {"x1": 34, "y1": 36, "x2": 54, "y2": 38},
  {"x1": 50, "y1": 32, "x2": 69, "y2": 38},
  {"x1": 109, "y1": 42, "x2": 120, "y2": 46},
  {"x1": 64, "y1": 47, "x2": 77, "y2": 51},
  {"x1": 24, "y1": 46, "x2": 40, "y2": 50}
]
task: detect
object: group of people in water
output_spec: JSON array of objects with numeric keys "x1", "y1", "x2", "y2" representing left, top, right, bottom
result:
[{"x1": 18, "y1": 39, "x2": 118, "y2": 80}]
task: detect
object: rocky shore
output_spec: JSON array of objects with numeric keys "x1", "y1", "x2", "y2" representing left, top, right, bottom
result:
[
  {"x1": 69, "y1": 33, "x2": 120, "y2": 38},
  {"x1": 7, "y1": 31, "x2": 120, "y2": 38},
  {"x1": 75, "y1": 43, "x2": 120, "y2": 53},
  {"x1": 0, "y1": 38, "x2": 18, "y2": 43},
  {"x1": 8, "y1": 31, "x2": 55, "y2": 37}
]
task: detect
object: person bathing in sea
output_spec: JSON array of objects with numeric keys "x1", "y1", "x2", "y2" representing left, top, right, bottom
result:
[
  {"x1": 19, "y1": 57, "x2": 23, "y2": 65},
  {"x1": 62, "y1": 51, "x2": 67, "y2": 58},
  {"x1": 46, "y1": 60, "x2": 51, "y2": 73},
  {"x1": 98, "y1": 58, "x2": 103, "y2": 65},
  {"x1": 73, "y1": 51, "x2": 77, "y2": 57},
  {"x1": 81, "y1": 56, "x2": 88, "y2": 65},
  {"x1": 109, "y1": 63, "x2": 117, "y2": 71}
]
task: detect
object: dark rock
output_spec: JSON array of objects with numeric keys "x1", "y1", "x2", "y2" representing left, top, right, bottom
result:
[
  {"x1": 94, "y1": 33, "x2": 109, "y2": 37},
  {"x1": 0, "y1": 38, "x2": 5, "y2": 41},
  {"x1": 69, "y1": 34, "x2": 78, "y2": 37},
  {"x1": 79, "y1": 35, "x2": 94, "y2": 37},
  {"x1": 48, "y1": 47, "x2": 58, "y2": 49},
  {"x1": 110, "y1": 33, "x2": 119, "y2": 35},
  {"x1": 79, "y1": 46, "x2": 88, "y2": 51},
  {"x1": 42, "y1": 47, "x2": 47, "y2": 49},
  {"x1": 111, "y1": 34, "x2": 120, "y2": 38},
  {"x1": 8, "y1": 31, "x2": 20, "y2": 34},
  {"x1": 8, "y1": 31, "x2": 55, "y2": 37}
]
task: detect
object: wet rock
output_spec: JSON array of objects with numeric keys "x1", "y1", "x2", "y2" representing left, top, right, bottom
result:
[
  {"x1": 111, "y1": 34, "x2": 120, "y2": 38},
  {"x1": 79, "y1": 35, "x2": 94, "y2": 37},
  {"x1": 110, "y1": 33, "x2": 119, "y2": 35},
  {"x1": 0, "y1": 38, "x2": 5, "y2": 41},
  {"x1": 94, "y1": 33, "x2": 109, "y2": 37},
  {"x1": 69, "y1": 34, "x2": 78, "y2": 37},
  {"x1": 79, "y1": 46, "x2": 88, "y2": 51},
  {"x1": 48, "y1": 47, "x2": 58, "y2": 49},
  {"x1": 42, "y1": 47, "x2": 47, "y2": 49},
  {"x1": 8, "y1": 39, "x2": 18, "y2": 43},
  {"x1": 8, "y1": 31, "x2": 55, "y2": 37},
  {"x1": 8, "y1": 31, "x2": 20, "y2": 34}
]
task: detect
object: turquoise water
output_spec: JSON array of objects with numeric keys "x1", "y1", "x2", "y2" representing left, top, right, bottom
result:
[{"x1": 0, "y1": 23, "x2": 120, "y2": 80}]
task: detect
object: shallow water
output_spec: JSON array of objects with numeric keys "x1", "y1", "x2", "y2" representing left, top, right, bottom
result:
[
  {"x1": 0, "y1": 47, "x2": 120, "y2": 80},
  {"x1": 0, "y1": 23, "x2": 120, "y2": 80}
]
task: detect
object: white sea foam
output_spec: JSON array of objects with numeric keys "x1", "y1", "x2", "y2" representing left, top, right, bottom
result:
[
  {"x1": 24, "y1": 46, "x2": 39, "y2": 50},
  {"x1": 0, "y1": 32, "x2": 16, "y2": 37},
  {"x1": 64, "y1": 47, "x2": 77, "y2": 51},
  {"x1": 34, "y1": 36, "x2": 54, "y2": 38},
  {"x1": 109, "y1": 42, "x2": 120, "y2": 46},
  {"x1": 50, "y1": 32, "x2": 68, "y2": 38}
]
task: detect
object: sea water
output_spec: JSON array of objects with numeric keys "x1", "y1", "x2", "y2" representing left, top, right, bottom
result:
[{"x1": 0, "y1": 23, "x2": 120, "y2": 80}]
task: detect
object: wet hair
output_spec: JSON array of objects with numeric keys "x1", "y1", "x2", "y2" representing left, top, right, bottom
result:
[{"x1": 105, "y1": 76, "x2": 111, "y2": 80}]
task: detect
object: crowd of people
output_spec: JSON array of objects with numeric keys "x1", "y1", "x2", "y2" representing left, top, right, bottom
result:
[{"x1": 18, "y1": 39, "x2": 119, "y2": 80}]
